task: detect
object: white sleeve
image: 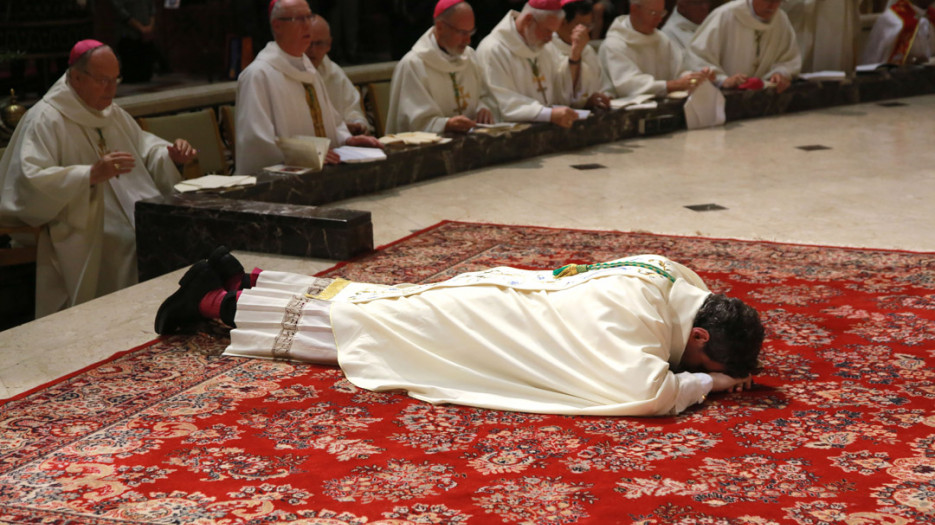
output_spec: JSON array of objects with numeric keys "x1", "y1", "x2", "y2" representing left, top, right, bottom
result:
[{"x1": 674, "y1": 372, "x2": 714, "y2": 414}]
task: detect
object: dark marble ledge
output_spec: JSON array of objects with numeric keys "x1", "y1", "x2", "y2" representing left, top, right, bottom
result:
[{"x1": 135, "y1": 66, "x2": 935, "y2": 279}]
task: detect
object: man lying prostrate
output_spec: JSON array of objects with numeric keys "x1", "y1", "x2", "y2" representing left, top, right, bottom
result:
[{"x1": 155, "y1": 247, "x2": 765, "y2": 417}]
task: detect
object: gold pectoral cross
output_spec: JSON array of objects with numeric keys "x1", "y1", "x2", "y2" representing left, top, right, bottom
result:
[
  {"x1": 527, "y1": 58, "x2": 548, "y2": 105},
  {"x1": 449, "y1": 72, "x2": 470, "y2": 115}
]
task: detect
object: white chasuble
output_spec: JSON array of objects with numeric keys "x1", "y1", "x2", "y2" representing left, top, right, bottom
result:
[
  {"x1": 225, "y1": 255, "x2": 716, "y2": 416},
  {"x1": 685, "y1": 0, "x2": 802, "y2": 84},
  {"x1": 317, "y1": 55, "x2": 369, "y2": 131},
  {"x1": 0, "y1": 74, "x2": 180, "y2": 316},
  {"x1": 386, "y1": 27, "x2": 494, "y2": 134},
  {"x1": 599, "y1": 15, "x2": 685, "y2": 98},
  {"x1": 861, "y1": 0, "x2": 935, "y2": 65},
  {"x1": 546, "y1": 33, "x2": 603, "y2": 108},
  {"x1": 235, "y1": 42, "x2": 351, "y2": 175},
  {"x1": 476, "y1": 11, "x2": 569, "y2": 121},
  {"x1": 783, "y1": 0, "x2": 862, "y2": 72},
  {"x1": 661, "y1": 9, "x2": 701, "y2": 51}
]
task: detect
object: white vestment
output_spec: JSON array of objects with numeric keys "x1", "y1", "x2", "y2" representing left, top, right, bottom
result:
[
  {"x1": 235, "y1": 41, "x2": 351, "y2": 175},
  {"x1": 546, "y1": 33, "x2": 603, "y2": 107},
  {"x1": 0, "y1": 74, "x2": 180, "y2": 317},
  {"x1": 224, "y1": 255, "x2": 717, "y2": 417},
  {"x1": 860, "y1": 0, "x2": 935, "y2": 65},
  {"x1": 685, "y1": 0, "x2": 802, "y2": 84},
  {"x1": 476, "y1": 11, "x2": 573, "y2": 121},
  {"x1": 661, "y1": 8, "x2": 701, "y2": 51},
  {"x1": 782, "y1": 0, "x2": 862, "y2": 72},
  {"x1": 599, "y1": 15, "x2": 685, "y2": 98},
  {"x1": 386, "y1": 27, "x2": 494, "y2": 134},
  {"x1": 316, "y1": 55, "x2": 369, "y2": 131}
]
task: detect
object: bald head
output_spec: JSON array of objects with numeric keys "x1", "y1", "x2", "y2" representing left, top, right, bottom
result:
[{"x1": 305, "y1": 14, "x2": 332, "y2": 67}]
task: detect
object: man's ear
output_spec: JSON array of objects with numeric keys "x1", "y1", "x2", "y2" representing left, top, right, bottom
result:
[{"x1": 690, "y1": 327, "x2": 710, "y2": 343}]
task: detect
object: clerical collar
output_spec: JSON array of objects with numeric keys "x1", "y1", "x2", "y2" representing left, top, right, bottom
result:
[
  {"x1": 746, "y1": 0, "x2": 769, "y2": 23},
  {"x1": 285, "y1": 53, "x2": 308, "y2": 72}
]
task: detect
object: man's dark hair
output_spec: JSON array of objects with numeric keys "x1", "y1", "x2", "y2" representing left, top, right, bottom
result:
[
  {"x1": 562, "y1": 0, "x2": 594, "y2": 22},
  {"x1": 692, "y1": 294, "x2": 764, "y2": 377}
]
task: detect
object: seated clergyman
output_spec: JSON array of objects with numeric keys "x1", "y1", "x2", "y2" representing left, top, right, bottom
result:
[
  {"x1": 660, "y1": 0, "x2": 713, "y2": 51},
  {"x1": 386, "y1": 0, "x2": 496, "y2": 134},
  {"x1": 476, "y1": 0, "x2": 582, "y2": 128},
  {"x1": 155, "y1": 248, "x2": 765, "y2": 417},
  {"x1": 599, "y1": 0, "x2": 715, "y2": 99},
  {"x1": 304, "y1": 15, "x2": 371, "y2": 135},
  {"x1": 545, "y1": 0, "x2": 611, "y2": 109},
  {"x1": 684, "y1": 0, "x2": 801, "y2": 93},
  {"x1": 861, "y1": 0, "x2": 935, "y2": 66}
]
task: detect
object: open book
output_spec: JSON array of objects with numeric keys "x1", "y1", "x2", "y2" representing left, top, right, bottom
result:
[{"x1": 271, "y1": 135, "x2": 332, "y2": 172}]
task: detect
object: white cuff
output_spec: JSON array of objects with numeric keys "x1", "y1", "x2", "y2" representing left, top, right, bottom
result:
[
  {"x1": 534, "y1": 107, "x2": 552, "y2": 122},
  {"x1": 673, "y1": 372, "x2": 714, "y2": 414}
]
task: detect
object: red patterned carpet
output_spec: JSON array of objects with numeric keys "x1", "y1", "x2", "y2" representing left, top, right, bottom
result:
[{"x1": 2, "y1": 221, "x2": 934, "y2": 524}]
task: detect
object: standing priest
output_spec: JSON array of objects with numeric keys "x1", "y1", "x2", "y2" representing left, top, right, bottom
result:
[
  {"x1": 476, "y1": 0, "x2": 582, "y2": 128},
  {"x1": 0, "y1": 40, "x2": 195, "y2": 317},
  {"x1": 386, "y1": 0, "x2": 496, "y2": 134}
]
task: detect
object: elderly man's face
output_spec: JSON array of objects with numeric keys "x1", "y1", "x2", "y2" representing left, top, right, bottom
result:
[
  {"x1": 305, "y1": 16, "x2": 332, "y2": 68},
  {"x1": 70, "y1": 47, "x2": 121, "y2": 111},
  {"x1": 677, "y1": 0, "x2": 712, "y2": 25},
  {"x1": 272, "y1": 0, "x2": 314, "y2": 57},
  {"x1": 435, "y1": 5, "x2": 476, "y2": 56},
  {"x1": 520, "y1": 13, "x2": 560, "y2": 50},
  {"x1": 751, "y1": 0, "x2": 783, "y2": 21},
  {"x1": 630, "y1": 0, "x2": 667, "y2": 34}
]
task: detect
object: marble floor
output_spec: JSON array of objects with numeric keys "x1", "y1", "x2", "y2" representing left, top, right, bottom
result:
[{"x1": 1, "y1": 94, "x2": 933, "y2": 400}]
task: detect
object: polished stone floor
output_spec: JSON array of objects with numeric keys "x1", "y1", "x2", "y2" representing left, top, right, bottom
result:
[{"x1": 2, "y1": 94, "x2": 933, "y2": 399}]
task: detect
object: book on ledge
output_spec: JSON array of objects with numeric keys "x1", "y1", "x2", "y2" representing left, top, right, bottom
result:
[
  {"x1": 333, "y1": 145, "x2": 388, "y2": 163},
  {"x1": 275, "y1": 135, "x2": 331, "y2": 172}
]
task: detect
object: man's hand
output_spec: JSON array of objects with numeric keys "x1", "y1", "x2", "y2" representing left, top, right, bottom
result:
[
  {"x1": 586, "y1": 92, "x2": 611, "y2": 110},
  {"x1": 476, "y1": 108, "x2": 495, "y2": 125},
  {"x1": 444, "y1": 115, "x2": 478, "y2": 133},
  {"x1": 550, "y1": 106, "x2": 579, "y2": 129},
  {"x1": 569, "y1": 24, "x2": 589, "y2": 60},
  {"x1": 709, "y1": 372, "x2": 754, "y2": 393},
  {"x1": 722, "y1": 73, "x2": 748, "y2": 89},
  {"x1": 90, "y1": 151, "x2": 136, "y2": 185},
  {"x1": 769, "y1": 72, "x2": 792, "y2": 94},
  {"x1": 325, "y1": 149, "x2": 341, "y2": 165},
  {"x1": 168, "y1": 139, "x2": 197, "y2": 165},
  {"x1": 345, "y1": 135, "x2": 384, "y2": 149},
  {"x1": 346, "y1": 122, "x2": 369, "y2": 136}
]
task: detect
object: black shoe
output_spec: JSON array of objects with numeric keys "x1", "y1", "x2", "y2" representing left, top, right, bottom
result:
[
  {"x1": 208, "y1": 245, "x2": 246, "y2": 290},
  {"x1": 154, "y1": 261, "x2": 225, "y2": 334}
]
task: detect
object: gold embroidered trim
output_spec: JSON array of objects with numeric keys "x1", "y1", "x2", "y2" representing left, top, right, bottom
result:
[{"x1": 306, "y1": 277, "x2": 351, "y2": 300}]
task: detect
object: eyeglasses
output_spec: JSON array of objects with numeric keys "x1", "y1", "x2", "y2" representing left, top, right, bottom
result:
[
  {"x1": 441, "y1": 19, "x2": 477, "y2": 37},
  {"x1": 640, "y1": 7, "x2": 668, "y2": 17},
  {"x1": 80, "y1": 70, "x2": 122, "y2": 87},
  {"x1": 277, "y1": 13, "x2": 313, "y2": 23},
  {"x1": 308, "y1": 39, "x2": 332, "y2": 48}
]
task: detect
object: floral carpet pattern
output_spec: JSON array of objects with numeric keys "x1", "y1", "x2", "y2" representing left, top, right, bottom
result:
[{"x1": 2, "y1": 221, "x2": 934, "y2": 524}]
